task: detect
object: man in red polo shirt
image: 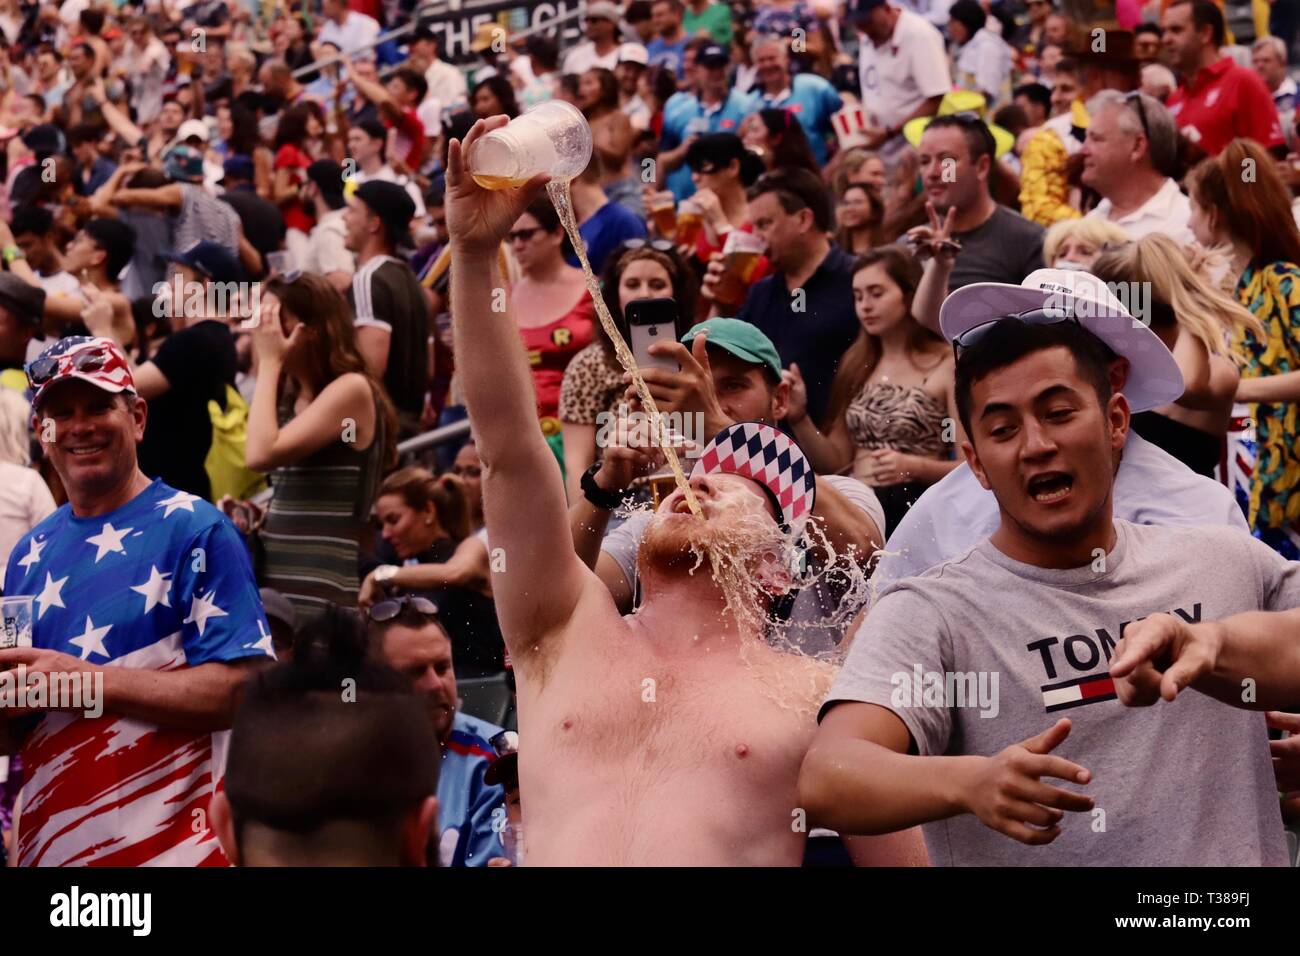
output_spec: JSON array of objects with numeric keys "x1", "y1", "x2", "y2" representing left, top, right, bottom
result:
[{"x1": 1162, "y1": 0, "x2": 1283, "y2": 156}]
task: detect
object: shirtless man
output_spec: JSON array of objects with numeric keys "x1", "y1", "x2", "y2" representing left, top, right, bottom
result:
[{"x1": 447, "y1": 117, "x2": 910, "y2": 866}]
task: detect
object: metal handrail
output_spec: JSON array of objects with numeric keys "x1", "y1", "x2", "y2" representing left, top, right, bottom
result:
[
  {"x1": 249, "y1": 417, "x2": 471, "y2": 507},
  {"x1": 397, "y1": 417, "x2": 472, "y2": 457}
]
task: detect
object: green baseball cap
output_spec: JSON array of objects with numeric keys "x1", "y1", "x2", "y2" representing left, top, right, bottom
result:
[{"x1": 681, "y1": 318, "x2": 783, "y2": 382}]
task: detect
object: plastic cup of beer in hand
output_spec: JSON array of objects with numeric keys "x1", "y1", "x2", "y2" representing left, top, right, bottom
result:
[
  {"x1": 712, "y1": 231, "x2": 766, "y2": 307},
  {"x1": 466, "y1": 100, "x2": 593, "y2": 189},
  {"x1": 675, "y1": 199, "x2": 704, "y2": 249},
  {"x1": 650, "y1": 193, "x2": 678, "y2": 240}
]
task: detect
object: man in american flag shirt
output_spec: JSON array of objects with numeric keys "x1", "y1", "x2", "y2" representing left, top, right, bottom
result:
[{"x1": 0, "y1": 337, "x2": 272, "y2": 867}]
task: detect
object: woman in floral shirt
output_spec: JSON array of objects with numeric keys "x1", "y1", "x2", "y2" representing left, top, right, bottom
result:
[{"x1": 1189, "y1": 139, "x2": 1300, "y2": 556}]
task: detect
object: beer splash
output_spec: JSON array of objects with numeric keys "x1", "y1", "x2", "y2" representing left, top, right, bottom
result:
[{"x1": 548, "y1": 180, "x2": 700, "y2": 515}]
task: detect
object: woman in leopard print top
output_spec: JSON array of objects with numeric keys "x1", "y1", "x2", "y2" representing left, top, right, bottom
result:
[{"x1": 788, "y1": 246, "x2": 961, "y2": 534}]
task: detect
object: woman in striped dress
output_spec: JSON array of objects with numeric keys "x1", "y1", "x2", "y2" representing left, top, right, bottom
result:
[{"x1": 246, "y1": 273, "x2": 397, "y2": 620}]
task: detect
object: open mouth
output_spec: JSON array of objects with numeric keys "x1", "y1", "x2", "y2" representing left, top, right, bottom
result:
[{"x1": 1027, "y1": 471, "x2": 1073, "y2": 504}]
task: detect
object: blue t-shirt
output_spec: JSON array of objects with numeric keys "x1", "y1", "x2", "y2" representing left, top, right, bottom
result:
[
  {"x1": 437, "y1": 710, "x2": 507, "y2": 867},
  {"x1": 759, "y1": 74, "x2": 843, "y2": 165},
  {"x1": 564, "y1": 200, "x2": 648, "y2": 273},
  {"x1": 660, "y1": 88, "x2": 761, "y2": 201},
  {"x1": 646, "y1": 36, "x2": 690, "y2": 78}
]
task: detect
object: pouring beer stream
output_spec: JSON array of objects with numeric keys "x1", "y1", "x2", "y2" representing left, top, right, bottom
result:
[{"x1": 467, "y1": 103, "x2": 701, "y2": 516}]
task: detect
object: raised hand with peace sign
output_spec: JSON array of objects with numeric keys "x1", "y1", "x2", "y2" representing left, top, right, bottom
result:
[{"x1": 904, "y1": 201, "x2": 962, "y2": 266}]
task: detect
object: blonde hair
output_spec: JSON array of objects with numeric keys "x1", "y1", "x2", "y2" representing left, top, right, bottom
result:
[
  {"x1": 1043, "y1": 217, "x2": 1130, "y2": 265},
  {"x1": 0, "y1": 389, "x2": 32, "y2": 466},
  {"x1": 1091, "y1": 234, "x2": 1263, "y2": 356}
]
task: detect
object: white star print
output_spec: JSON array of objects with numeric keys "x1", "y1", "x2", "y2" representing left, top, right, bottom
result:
[
  {"x1": 68, "y1": 615, "x2": 112, "y2": 660},
  {"x1": 85, "y1": 522, "x2": 133, "y2": 562},
  {"x1": 244, "y1": 619, "x2": 275, "y2": 657},
  {"x1": 156, "y1": 490, "x2": 200, "y2": 518},
  {"x1": 17, "y1": 537, "x2": 44, "y2": 569},
  {"x1": 131, "y1": 566, "x2": 172, "y2": 613},
  {"x1": 184, "y1": 589, "x2": 228, "y2": 636},
  {"x1": 35, "y1": 572, "x2": 67, "y2": 619}
]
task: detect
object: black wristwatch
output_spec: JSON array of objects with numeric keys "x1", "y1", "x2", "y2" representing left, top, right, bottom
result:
[{"x1": 581, "y1": 461, "x2": 627, "y2": 510}]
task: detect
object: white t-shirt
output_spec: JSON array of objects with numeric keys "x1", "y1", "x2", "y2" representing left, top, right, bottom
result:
[
  {"x1": 857, "y1": 9, "x2": 951, "y2": 130},
  {"x1": 318, "y1": 12, "x2": 381, "y2": 56},
  {"x1": 0, "y1": 461, "x2": 56, "y2": 572},
  {"x1": 873, "y1": 431, "x2": 1249, "y2": 592},
  {"x1": 1088, "y1": 177, "x2": 1195, "y2": 245},
  {"x1": 302, "y1": 207, "x2": 354, "y2": 278},
  {"x1": 424, "y1": 58, "x2": 468, "y2": 111},
  {"x1": 562, "y1": 42, "x2": 621, "y2": 77}
]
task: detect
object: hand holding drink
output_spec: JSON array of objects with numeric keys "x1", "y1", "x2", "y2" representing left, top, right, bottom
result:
[
  {"x1": 711, "y1": 231, "x2": 766, "y2": 308},
  {"x1": 649, "y1": 192, "x2": 678, "y2": 240}
]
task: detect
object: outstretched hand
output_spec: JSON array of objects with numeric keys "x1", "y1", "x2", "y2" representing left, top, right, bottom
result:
[
  {"x1": 445, "y1": 117, "x2": 550, "y2": 256},
  {"x1": 1109, "y1": 613, "x2": 1222, "y2": 706}
]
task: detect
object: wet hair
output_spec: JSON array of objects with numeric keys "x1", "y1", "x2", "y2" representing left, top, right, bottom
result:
[
  {"x1": 224, "y1": 605, "x2": 439, "y2": 848},
  {"x1": 953, "y1": 319, "x2": 1117, "y2": 436},
  {"x1": 748, "y1": 168, "x2": 834, "y2": 233},
  {"x1": 375, "y1": 466, "x2": 471, "y2": 542}
]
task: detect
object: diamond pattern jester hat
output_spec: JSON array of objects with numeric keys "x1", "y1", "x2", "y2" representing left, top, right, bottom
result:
[{"x1": 690, "y1": 421, "x2": 817, "y2": 531}]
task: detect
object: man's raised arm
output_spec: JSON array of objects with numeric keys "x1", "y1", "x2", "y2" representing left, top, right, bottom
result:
[{"x1": 446, "y1": 118, "x2": 601, "y2": 661}]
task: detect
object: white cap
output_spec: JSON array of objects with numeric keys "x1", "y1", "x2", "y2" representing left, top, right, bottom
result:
[
  {"x1": 618, "y1": 42, "x2": 649, "y2": 66},
  {"x1": 939, "y1": 268, "x2": 1184, "y2": 413},
  {"x1": 177, "y1": 118, "x2": 209, "y2": 142}
]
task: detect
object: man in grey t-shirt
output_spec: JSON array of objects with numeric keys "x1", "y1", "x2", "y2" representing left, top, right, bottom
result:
[{"x1": 798, "y1": 299, "x2": 1292, "y2": 866}]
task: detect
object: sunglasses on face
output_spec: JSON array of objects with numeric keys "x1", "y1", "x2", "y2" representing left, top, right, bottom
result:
[
  {"x1": 951, "y1": 308, "x2": 1079, "y2": 360},
  {"x1": 368, "y1": 594, "x2": 440, "y2": 623},
  {"x1": 28, "y1": 345, "x2": 113, "y2": 388},
  {"x1": 507, "y1": 227, "x2": 543, "y2": 244}
]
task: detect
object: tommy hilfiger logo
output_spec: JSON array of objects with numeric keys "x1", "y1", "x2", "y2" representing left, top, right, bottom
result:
[
  {"x1": 1041, "y1": 673, "x2": 1117, "y2": 712},
  {"x1": 1027, "y1": 603, "x2": 1202, "y2": 713}
]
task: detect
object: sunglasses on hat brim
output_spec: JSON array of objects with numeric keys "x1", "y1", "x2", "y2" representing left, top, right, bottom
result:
[
  {"x1": 951, "y1": 307, "x2": 1080, "y2": 361},
  {"x1": 27, "y1": 345, "x2": 115, "y2": 389}
]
